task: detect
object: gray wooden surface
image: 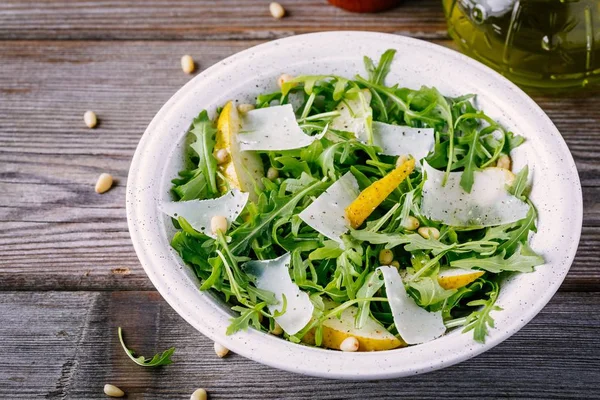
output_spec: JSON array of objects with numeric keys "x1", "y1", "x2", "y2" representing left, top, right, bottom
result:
[{"x1": 1, "y1": 1, "x2": 599, "y2": 399}]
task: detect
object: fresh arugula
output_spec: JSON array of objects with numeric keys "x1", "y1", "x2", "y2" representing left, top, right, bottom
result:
[
  {"x1": 167, "y1": 49, "x2": 542, "y2": 346},
  {"x1": 118, "y1": 327, "x2": 175, "y2": 367}
]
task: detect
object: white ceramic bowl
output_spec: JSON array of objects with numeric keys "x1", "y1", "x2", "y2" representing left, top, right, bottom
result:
[{"x1": 127, "y1": 32, "x2": 582, "y2": 379}]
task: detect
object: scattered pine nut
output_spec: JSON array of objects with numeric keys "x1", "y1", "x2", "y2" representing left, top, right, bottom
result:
[
  {"x1": 418, "y1": 226, "x2": 440, "y2": 240},
  {"x1": 340, "y1": 336, "x2": 359, "y2": 352},
  {"x1": 95, "y1": 173, "x2": 113, "y2": 194},
  {"x1": 269, "y1": 2, "x2": 285, "y2": 19},
  {"x1": 103, "y1": 384, "x2": 125, "y2": 398},
  {"x1": 214, "y1": 148, "x2": 229, "y2": 164},
  {"x1": 84, "y1": 110, "x2": 97, "y2": 128},
  {"x1": 237, "y1": 103, "x2": 255, "y2": 113},
  {"x1": 190, "y1": 388, "x2": 208, "y2": 400},
  {"x1": 181, "y1": 54, "x2": 195, "y2": 74},
  {"x1": 210, "y1": 215, "x2": 228, "y2": 235},
  {"x1": 214, "y1": 342, "x2": 230, "y2": 358},
  {"x1": 378, "y1": 249, "x2": 394, "y2": 265},
  {"x1": 402, "y1": 216, "x2": 420, "y2": 231},
  {"x1": 391, "y1": 260, "x2": 400, "y2": 268},
  {"x1": 266, "y1": 167, "x2": 279, "y2": 181},
  {"x1": 277, "y1": 73, "x2": 294, "y2": 88}
]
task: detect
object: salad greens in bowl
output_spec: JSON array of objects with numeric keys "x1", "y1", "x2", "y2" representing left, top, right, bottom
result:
[{"x1": 127, "y1": 32, "x2": 582, "y2": 379}]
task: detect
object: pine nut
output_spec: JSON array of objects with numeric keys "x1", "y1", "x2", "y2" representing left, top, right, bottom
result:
[
  {"x1": 267, "y1": 167, "x2": 279, "y2": 181},
  {"x1": 210, "y1": 215, "x2": 228, "y2": 235},
  {"x1": 214, "y1": 148, "x2": 229, "y2": 164},
  {"x1": 190, "y1": 388, "x2": 208, "y2": 400},
  {"x1": 95, "y1": 173, "x2": 113, "y2": 194},
  {"x1": 496, "y1": 154, "x2": 511, "y2": 170},
  {"x1": 340, "y1": 336, "x2": 359, "y2": 352},
  {"x1": 181, "y1": 54, "x2": 195, "y2": 74},
  {"x1": 214, "y1": 342, "x2": 230, "y2": 358},
  {"x1": 84, "y1": 110, "x2": 97, "y2": 128},
  {"x1": 270, "y1": 322, "x2": 283, "y2": 336},
  {"x1": 391, "y1": 260, "x2": 400, "y2": 268},
  {"x1": 402, "y1": 216, "x2": 420, "y2": 231},
  {"x1": 103, "y1": 384, "x2": 125, "y2": 398},
  {"x1": 418, "y1": 226, "x2": 440, "y2": 240},
  {"x1": 269, "y1": 2, "x2": 285, "y2": 19},
  {"x1": 378, "y1": 249, "x2": 394, "y2": 265},
  {"x1": 277, "y1": 73, "x2": 294, "y2": 88},
  {"x1": 237, "y1": 103, "x2": 255, "y2": 113}
]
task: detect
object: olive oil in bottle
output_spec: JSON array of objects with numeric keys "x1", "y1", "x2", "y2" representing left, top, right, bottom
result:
[{"x1": 443, "y1": 0, "x2": 600, "y2": 92}]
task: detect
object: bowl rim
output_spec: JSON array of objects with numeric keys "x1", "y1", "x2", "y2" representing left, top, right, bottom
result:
[{"x1": 126, "y1": 31, "x2": 583, "y2": 380}]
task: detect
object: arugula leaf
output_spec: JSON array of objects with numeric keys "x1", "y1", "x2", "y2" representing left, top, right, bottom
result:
[
  {"x1": 407, "y1": 275, "x2": 456, "y2": 308},
  {"x1": 118, "y1": 327, "x2": 175, "y2": 367},
  {"x1": 229, "y1": 178, "x2": 327, "y2": 255},
  {"x1": 509, "y1": 165, "x2": 529, "y2": 199},
  {"x1": 355, "y1": 270, "x2": 385, "y2": 329},
  {"x1": 461, "y1": 280, "x2": 502, "y2": 343},
  {"x1": 451, "y1": 243, "x2": 544, "y2": 273},
  {"x1": 364, "y1": 49, "x2": 396, "y2": 85},
  {"x1": 188, "y1": 110, "x2": 218, "y2": 197},
  {"x1": 226, "y1": 303, "x2": 266, "y2": 335}
]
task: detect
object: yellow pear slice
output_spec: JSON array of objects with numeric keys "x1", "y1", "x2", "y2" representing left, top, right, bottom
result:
[
  {"x1": 437, "y1": 267, "x2": 484, "y2": 290},
  {"x1": 302, "y1": 303, "x2": 405, "y2": 351},
  {"x1": 215, "y1": 101, "x2": 264, "y2": 201}
]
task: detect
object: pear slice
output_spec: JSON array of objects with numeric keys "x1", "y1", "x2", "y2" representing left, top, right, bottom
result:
[
  {"x1": 302, "y1": 303, "x2": 405, "y2": 351},
  {"x1": 437, "y1": 267, "x2": 484, "y2": 290},
  {"x1": 215, "y1": 101, "x2": 264, "y2": 201}
]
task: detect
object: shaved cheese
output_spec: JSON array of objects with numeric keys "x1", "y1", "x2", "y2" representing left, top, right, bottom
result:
[
  {"x1": 160, "y1": 189, "x2": 248, "y2": 238},
  {"x1": 369, "y1": 122, "x2": 434, "y2": 160},
  {"x1": 238, "y1": 104, "x2": 320, "y2": 151},
  {"x1": 330, "y1": 88, "x2": 372, "y2": 141},
  {"x1": 245, "y1": 253, "x2": 314, "y2": 335},
  {"x1": 377, "y1": 266, "x2": 446, "y2": 344},
  {"x1": 421, "y1": 163, "x2": 529, "y2": 227},
  {"x1": 298, "y1": 172, "x2": 359, "y2": 243}
]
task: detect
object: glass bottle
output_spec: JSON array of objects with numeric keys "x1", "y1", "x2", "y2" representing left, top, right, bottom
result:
[{"x1": 443, "y1": 0, "x2": 600, "y2": 92}]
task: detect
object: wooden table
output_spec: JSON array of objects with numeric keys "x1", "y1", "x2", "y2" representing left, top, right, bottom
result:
[{"x1": 1, "y1": 1, "x2": 599, "y2": 398}]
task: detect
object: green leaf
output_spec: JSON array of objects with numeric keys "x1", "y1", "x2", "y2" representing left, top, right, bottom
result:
[
  {"x1": 226, "y1": 303, "x2": 265, "y2": 335},
  {"x1": 229, "y1": 178, "x2": 327, "y2": 255},
  {"x1": 451, "y1": 243, "x2": 544, "y2": 273},
  {"x1": 509, "y1": 165, "x2": 529, "y2": 199},
  {"x1": 407, "y1": 275, "x2": 456, "y2": 308},
  {"x1": 355, "y1": 270, "x2": 384, "y2": 329},
  {"x1": 188, "y1": 110, "x2": 218, "y2": 197},
  {"x1": 118, "y1": 327, "x2": 175, "y2": 367},
  {"x1": 364, "y1": 49, "x2": 396, "y2": 85},
  {"x1": 461, "y1": 280, "x2": 502, "y2": 343}
]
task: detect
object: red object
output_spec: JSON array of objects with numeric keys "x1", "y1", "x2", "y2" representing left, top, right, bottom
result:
[{"x1": 328, "y1": 0, "x2": 402, "y2": 13}]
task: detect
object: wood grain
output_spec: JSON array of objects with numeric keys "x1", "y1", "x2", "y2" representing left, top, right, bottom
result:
[
  {"x1": 0, "y1": 0, "x2": 448, "y2": 41},
  {"x1": 0, "y1": 40, "x2": 599, "y2": 291},
  {"x1": 1, "y1": 291, "x2": 598, "y2": 399}
]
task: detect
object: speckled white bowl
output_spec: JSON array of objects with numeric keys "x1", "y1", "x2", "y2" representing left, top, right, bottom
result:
[{"x1": 127, "y1": 32, "x2": 582, "y2": 380}]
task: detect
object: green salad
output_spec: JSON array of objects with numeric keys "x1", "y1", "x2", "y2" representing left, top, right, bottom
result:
[{"x1": 163, "y1": 50, "x2": 543, "y2": 351}]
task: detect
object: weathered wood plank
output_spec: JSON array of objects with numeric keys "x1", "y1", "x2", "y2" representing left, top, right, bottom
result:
[
  {"x1": 1, "y1": 40, "x2": 598, "y2": 291},
  {"x1": 1, "y1": 291, "x2": 598, "y2": 399},
  {"x1": 0, "y1": 0, "x2": 448, "y2": 41}
]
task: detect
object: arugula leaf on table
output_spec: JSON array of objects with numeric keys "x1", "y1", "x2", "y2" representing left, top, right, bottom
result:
[{"x1": 118, "y1": 327, "x2": 175, "y2": 367}]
